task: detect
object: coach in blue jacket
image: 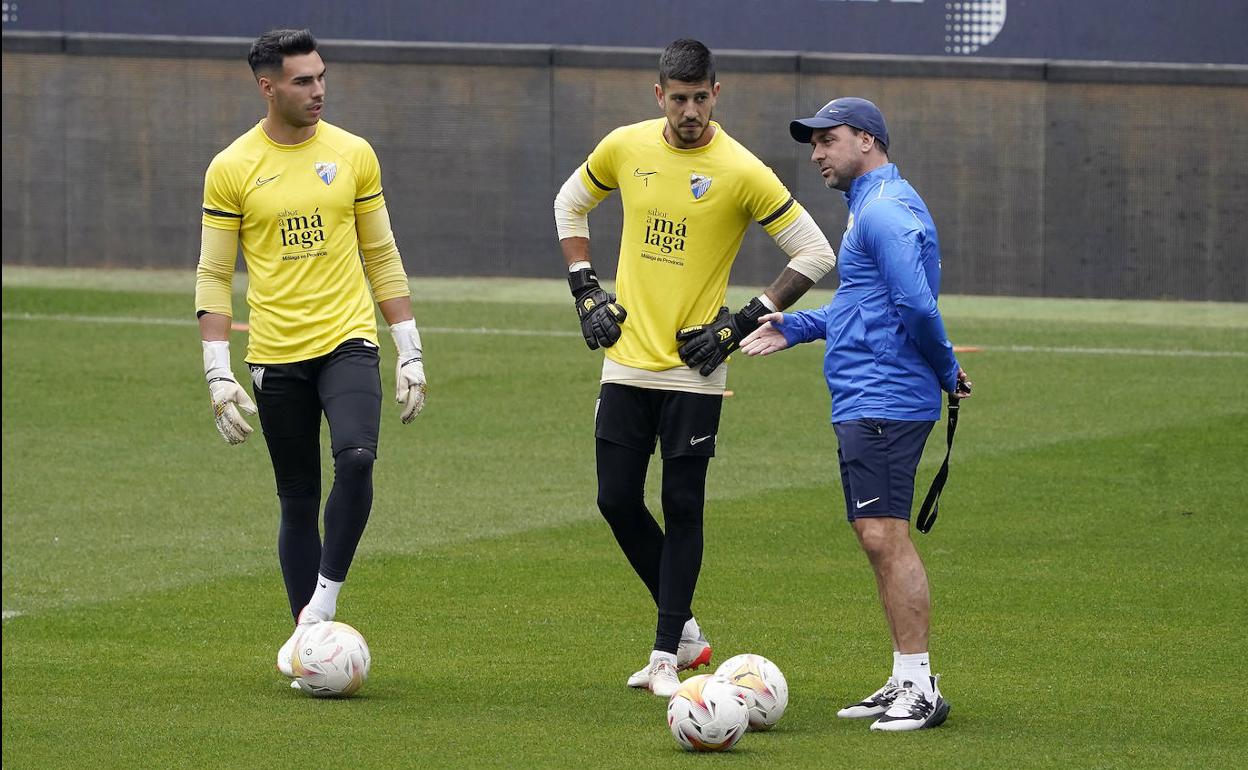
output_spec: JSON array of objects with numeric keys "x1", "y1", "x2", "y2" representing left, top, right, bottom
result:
[{"x1": 741, "y1": 97, "x2": 972, "y2": 733}]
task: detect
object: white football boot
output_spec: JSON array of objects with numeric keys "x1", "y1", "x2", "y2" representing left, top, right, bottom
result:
[
  {"x1": 276, "y1": 606, "x2": 328, "y2": 677},
  {"x1": 646, "y1": 659, "x2": 682, "y2": 698},
  {"x1": 627, "y1": 663, "x2": 651, "y2": 689},
  {"x1": 627, "y1": 624, "x2": 712, "y2": 687},
  {"x1": 676, "y1": 630, "x2": 712, "y2": 672},
  {"x1": 869, "y1": 676, "x2": 951, "y2": 731},
  {"x1": 837, "y1": 677, "x2": 901, "y2": 718},
  {"x1": 627, "y1": 654, "x2": 684, "y2": 696}
]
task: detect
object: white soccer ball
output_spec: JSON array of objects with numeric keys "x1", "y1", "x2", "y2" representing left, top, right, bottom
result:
[
  {"x1": 292, "y1": 621, "x2": 371, "y2": 697},
  {"x1": 666, "y1": 674, "x2": 750, "y2": 752},
  {"x1": 715, "y1": 653, "x2": 789, "y2": 730}
]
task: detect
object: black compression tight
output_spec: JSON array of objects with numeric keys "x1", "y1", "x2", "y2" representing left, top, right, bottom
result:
[
  {"x1": 275, "y1": 447, "x2": 375, "y2": 619},
  {"x1": 595, "y1": 439, "x2": 709, "y2": 654},
  {"x1": 319, "y1": 447, "x2": 375, "y2": 583},
  {"x1": 277, "y1": 495, "x2": 321, "y2": 620}
]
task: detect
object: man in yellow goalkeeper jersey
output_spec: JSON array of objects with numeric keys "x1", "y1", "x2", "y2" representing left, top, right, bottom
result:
[
  {"x1": 553, "y1": 39, "x2": 836, "y2": 697},
  {"x1": 194, "y1": 29, "x2": 426, "y2": 684}
]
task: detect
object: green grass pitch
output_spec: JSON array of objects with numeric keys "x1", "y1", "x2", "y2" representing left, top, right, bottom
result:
[{"x1": 2, "y1": 268, "x2": 1246, "y2": 768}]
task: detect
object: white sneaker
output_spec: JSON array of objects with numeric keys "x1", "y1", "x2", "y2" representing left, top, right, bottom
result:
[
  {"x1": 275, "y1": 606, "x2": 328, "y2": 677},
  {"x1": 869, "y1": 676, "x2": 951, "y2": 732},
  {"x1": 837, "y1": 677, "x2": 901, "y2": 718}
]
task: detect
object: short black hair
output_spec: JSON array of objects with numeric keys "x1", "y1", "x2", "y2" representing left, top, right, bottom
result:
[
  {"x1": 847, "y1": 126, "x2": 889, "y2": 154},
  {"x1": 248, "y1": 28, "x2": 318, "y2": 76},
  {"x1": 659, "y1": 39, "x2": 715, "y2": 86}
]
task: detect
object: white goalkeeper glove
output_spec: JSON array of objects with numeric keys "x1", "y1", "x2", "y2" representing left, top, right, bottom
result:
[
  {"x1": 390, "y1": 319, "x2": 427, "y2": 424},
  {"x1": 202, "y1": 340, "x2": 257, "y2": 445}
]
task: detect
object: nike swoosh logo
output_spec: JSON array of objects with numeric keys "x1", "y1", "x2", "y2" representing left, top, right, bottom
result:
[
  {"x1": 855, "y1": 497, "x2": 881, "y2": 509},
  {"x1": 256, "y1": 174, "x2": 280, "y2": 187},
  {"x1": 634, "y1": 168, "x2": 657, "y2": 177},
  {"x1": 689, "y1": 435, "x2": 713, "y2": 446},
  {"x1": 318, "y1": 582, "x2": 327, "y2": 588}
]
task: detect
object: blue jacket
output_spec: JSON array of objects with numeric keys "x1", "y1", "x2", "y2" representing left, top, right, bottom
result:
[{"x1": 780, "y1": 163, "x2": 959, "y2": 423}]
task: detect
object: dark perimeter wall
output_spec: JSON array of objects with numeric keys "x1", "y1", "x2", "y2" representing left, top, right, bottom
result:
[
  {"x1": 6, "y1": 0, "x2": 1248, "y2": 64},
  {"x1": 3, "y1": 35, "x2": 1246, "y2": 301}
]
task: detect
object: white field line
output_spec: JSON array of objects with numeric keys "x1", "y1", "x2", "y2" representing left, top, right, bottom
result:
[
  {"x1": 2, "y1": 610, "x2": 22, "y2": 620},
  {"x1": 422, "y1": 326, "x2": 580, "y2": 338},
  {"x1": 3, "y1": 312, "x2": 192, "y2": 327},
  {"x1": 0, "y1": 312, "x2": 580, "y2": 338},
  {"x1": 985, "y1": 344, "x2": 1247, "y2": 359},
  {"x1": 3, "y1": 311, "x2": 1246, "y2": 358}
]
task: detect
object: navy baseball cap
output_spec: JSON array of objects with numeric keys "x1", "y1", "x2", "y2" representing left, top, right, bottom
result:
[{"x1": 790, "y1": 97, "x2": 889, "y2": 148}]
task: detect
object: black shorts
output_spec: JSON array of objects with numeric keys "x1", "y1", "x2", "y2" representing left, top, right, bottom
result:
[
  {"x1": 248, "y1": 339, "x2": 382, "y2": 497},
  {"x1": 595, "y1": 383, "x2": 723, "y2": 459},
  {"x1": 833, "y1": 418, "x2": 935, "y2": 522}
]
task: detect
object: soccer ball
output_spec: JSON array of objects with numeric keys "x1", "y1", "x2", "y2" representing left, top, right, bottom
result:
[
  {"x1": 292, "y1": 621, "x2": 371, "y2": 697},
  {"x1": 666, "y1": 674, "x2": 750, "y2": 752},
  {"x1": 715, "y1": 653, "x2": 789, "y2": 730}
]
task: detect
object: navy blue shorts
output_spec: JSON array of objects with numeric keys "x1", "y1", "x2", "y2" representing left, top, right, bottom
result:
[{"x1": 833, "y1": 418, "x2": 935, "y2": 522}]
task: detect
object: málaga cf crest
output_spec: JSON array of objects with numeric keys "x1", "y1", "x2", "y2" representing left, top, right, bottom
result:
[
  {"x1": 315, "y1": 162, "x2": 337, "y2": 186},
  {"x1": 690, "y1": 173, "x2": 712, "y2": 200}
]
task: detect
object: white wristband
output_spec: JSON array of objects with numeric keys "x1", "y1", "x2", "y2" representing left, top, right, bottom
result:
[
  {"x1": 757, "y1": 294, "x2": 779, "y2": 313},
  {"x1": 390, "y1": 319, "x2": 423, "y2": 357},
  {"x1": 202, "y1": 340, "x2": 232, "y2": 379},
  {"x1": 568, "y1": 261, "x2": 592, "y2": 272}
]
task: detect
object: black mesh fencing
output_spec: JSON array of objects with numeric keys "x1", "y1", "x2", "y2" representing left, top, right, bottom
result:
[{"x1": 3, "y1": 37, "x2": 1245, "y2": 300}]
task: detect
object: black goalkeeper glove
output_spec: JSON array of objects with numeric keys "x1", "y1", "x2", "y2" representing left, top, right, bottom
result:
[
  {"x1": 676, "y1": 297, "x2": 770, "y2": 376},
  {"x1": 568, "y1": 266, "x2": 627, "y2": 350}
]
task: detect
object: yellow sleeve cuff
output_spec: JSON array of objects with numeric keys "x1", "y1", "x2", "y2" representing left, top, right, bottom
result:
[
  {"x1": 760, "y1": 198, "x2": 804, "y2": 237},
  {"x1": 354, "y1": 190, "x2": 387, "y2": 216},
  {"x1": 579, "y1": 163, "x2": 614, "y2": 201}
]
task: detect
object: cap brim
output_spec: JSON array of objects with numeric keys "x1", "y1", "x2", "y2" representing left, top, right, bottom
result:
[{"x1": 789, "y1": 117, "x2": 842, "y2": 143}]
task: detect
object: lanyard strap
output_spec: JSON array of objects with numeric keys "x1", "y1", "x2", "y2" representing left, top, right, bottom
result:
[{"x1": 916, "y1": 395, "x2": 960, "y2": 534}]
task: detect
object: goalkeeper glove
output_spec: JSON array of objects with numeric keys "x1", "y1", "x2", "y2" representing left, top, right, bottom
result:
[
  {"x1": 202, "y1": 340, "x2": 256, "y2": 445},
  {"x1": 568, "y1": 266, "x2": 627, "y2": 350},
  {"x1": 675, "y1": 297, "x2": 771, "y2": 377},
  {"x1": 390, "y1": 319, "x2": 427, "y2": 424}
]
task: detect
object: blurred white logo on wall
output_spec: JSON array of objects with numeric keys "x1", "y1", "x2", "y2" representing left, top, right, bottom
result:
[
  {"x1": 825, "y1": 0, "x2": 1008, "y2": 56},
  {"x1": 945, "y1": 1, "x2": 1007, "y2": 55}
]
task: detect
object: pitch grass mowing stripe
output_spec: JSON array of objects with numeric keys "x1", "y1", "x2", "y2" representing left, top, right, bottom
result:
[
  {"x1": 3, "y1": 282, "x2": 1245, "y2": 767},
  {"x1": 3, "y1": 411, "x2": 1244, "y2": 769},
  {"x1": 6, "y1": 266, "x2": 1248, "y2": 328},
  {"x1": 4, "y1": 288, "x2": 1245, "y2": 621},
  {"x1": 4, "y1": 311, "x2": 1245, "y2": 358}
]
